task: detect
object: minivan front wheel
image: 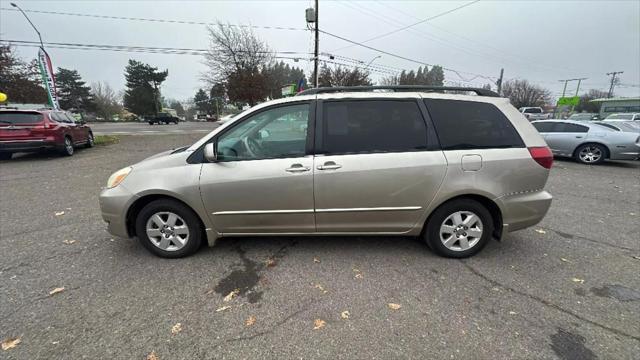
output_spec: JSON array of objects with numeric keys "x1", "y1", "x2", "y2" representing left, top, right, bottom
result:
[
  {"x1": 425, "y1": 199, "x2": 493, "y2": 258},
  {"x1": 135, "y1": 199, "x2": 202, "y2": 258},
  {"x1": 61, "y1": 136, "x2": 74, "y2": 156}
]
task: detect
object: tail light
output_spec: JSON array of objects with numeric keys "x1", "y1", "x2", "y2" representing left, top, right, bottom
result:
[{"x1": 528, "y1": 146, "x2": 553, "y2": 169}]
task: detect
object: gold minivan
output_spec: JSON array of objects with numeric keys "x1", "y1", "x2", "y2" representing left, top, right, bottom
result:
[{"x1": 100, "y1": 86, "x2": 553, "y2": 258}]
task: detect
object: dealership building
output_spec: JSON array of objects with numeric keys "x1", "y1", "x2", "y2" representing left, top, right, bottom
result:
[{"x1": 591, "y1": 97, "x2": 640, "y2": 118}]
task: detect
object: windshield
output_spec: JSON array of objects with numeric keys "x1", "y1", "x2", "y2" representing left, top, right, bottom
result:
[
  {"x1": 569, "y1": 113, "x2": 594, "y2": 121},
  {"x1": 0, "y1": 111, "x2": 44, "y2": 124},
  {"x1": 606, "y1": 114, "x2": 633, "y2": 120},
  {"x1": 524, "y1": 108, "x2": 542, "y2": 114}
]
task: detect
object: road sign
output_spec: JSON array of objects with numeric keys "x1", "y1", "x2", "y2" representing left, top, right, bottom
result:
[{"x1": 557, "y1": 96, "x2": 579, "y2": 106}]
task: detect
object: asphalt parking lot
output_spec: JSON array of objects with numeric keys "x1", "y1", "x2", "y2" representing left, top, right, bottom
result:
[
  {"x1": 1, "y1": 134, "x2": 639, "y2": 359},
  {"x1": 89, "y1": 121, "x2": 218, "y2": 135}
]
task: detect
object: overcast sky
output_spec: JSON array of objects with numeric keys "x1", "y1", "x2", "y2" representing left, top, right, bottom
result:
[{"x1": 1, "y1": 0, "x2": 639, "y2": 102}]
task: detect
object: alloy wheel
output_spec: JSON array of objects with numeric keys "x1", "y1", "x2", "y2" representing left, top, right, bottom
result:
[
  {"x1": 439, "y1": 211, "x2": 483, "y2": 251},
  {"x1": 145, "y1": 212, "x2": 190, "y2": 251},
  {"x1": 578, "y1": 146, "x2": 602, "y2": 163}
]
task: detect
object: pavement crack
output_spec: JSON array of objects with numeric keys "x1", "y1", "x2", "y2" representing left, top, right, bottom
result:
[
  {"x1": 541, "y1": 226, "x2": 637, "y2": 252},
  {"x1": 224, "y1": 301, "x2": 317, "y2": 344},
  {"x1": 460, "y1": 260, "x2": 640, "y2": 342}
]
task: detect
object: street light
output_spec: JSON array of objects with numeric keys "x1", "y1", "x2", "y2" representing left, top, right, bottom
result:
[
  {"x1": 11, "y1": 2, "x2": 44, "y2": 48},
  {"x1": 363, "y1": 55, "x2": 382, "y2": 70}
]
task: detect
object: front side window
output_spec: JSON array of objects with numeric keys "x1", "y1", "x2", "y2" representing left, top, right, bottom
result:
[
  {"x1": 524, "y1": 108, "x2": 542, "y2": 114},
  {"x1": 216, "y1": 103, "x2": 309, "y2": 161},
  {"x1": 320, "y1": 100, "x2": 428, "y2": 154},
  {"x1": 424, "y1": 99, "x2": 524, "y2": 150}
]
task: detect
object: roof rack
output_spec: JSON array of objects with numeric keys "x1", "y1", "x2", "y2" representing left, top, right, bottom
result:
[{"x1": 297, "y1": 85, "x2": 500, "y2": 97}]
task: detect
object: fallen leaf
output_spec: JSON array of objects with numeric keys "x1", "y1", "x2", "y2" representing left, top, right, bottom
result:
[
  {"x1": 264, "y1": 257, "x2": 277, "y2": 267},
  {"x1": 314, "y1": 284, "x2": 328, "y2": 294},
  {"x1": 171, "y1": 323, "x2": 182, "y2": 335},
  {"x1": 313, "y1": 257, "x2": 320, "y2": 263},
  {"x1": 388, "y1": 303, "x2": 402, "y2": 310},
  {"x1": 560, "y1": 257, "x2": 569, "y2": 262},
  {"x1": 205, "y1": 289, "x2": 214, "y2": 295},
  {"x1": 572, "y1": 278, "x2": 585, "y2": 284},
  {"x1": 62, "y1": 239, "x2": 76, "y2": 245},
  {"x1": 223, "y1": 289, "x2": 239, "y2": 302},
  {"x1": 340, "y1": 311, "x2": 350, "y2": 319},
  {"x1": 313, "y1": 319, "x2": 326, "y2": 330},
  {"x1": 632, "y1": 256, "x2": 640, "y2": 261},
  {"x1": 1, "y1": 337, "x2": 21, "y2": 351},
  {"x1": 354, "y1": 273, "x2": 363, "y2": 279},
  {"x1": 146, "y1": 351, "x2": 159, "y2": 360},
  {"x1": 630, "y1": 212, "x2": 636, "y2": 216},
  {"x1": 215, "y1": 305, "x2": 232, "y2": 312},
  {"x1": 509, "y1": 311, "x2": 517, "y2": 315},
  {"x1": 52, "y1": 341, "x2": 59, "y2": 345},
  {"x1": 49, "y1": 287, "x2": 65, "y2": 296},
  {"x1": 535, "y1": 229, "x2": 546, "y2": 234},
  {"x1": 245, "y1": 316, "x2": 256, "y2": 326},
  {"x1": 54, "y1": 211, "x2": 65, "y2": 216}
]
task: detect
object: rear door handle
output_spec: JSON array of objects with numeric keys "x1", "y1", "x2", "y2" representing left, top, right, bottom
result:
[
  {"x1": 576, "y1": 136, "x2": 583, "y2": 138},
  {"x1": 317, "y1": 161, "x2": 342, "y2": 170},
  {"x1": 285, "y1": 164, "x2": 310, "y2": 173}
]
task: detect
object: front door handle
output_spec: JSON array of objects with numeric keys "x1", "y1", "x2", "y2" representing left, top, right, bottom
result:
[
  {"x1": 285, "y1": 164, "x2": 310, "y2": 173},
  {"x1": 575, "y1": 136, "x2": 583, "y2": 138},
  {"x1": 317, "y1": 161, "x2": 342, "y2": 170}
]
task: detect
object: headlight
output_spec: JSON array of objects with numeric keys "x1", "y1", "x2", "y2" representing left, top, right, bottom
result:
[{"x1": 106, "y1": 167, "x2": 132, "y2": 188}]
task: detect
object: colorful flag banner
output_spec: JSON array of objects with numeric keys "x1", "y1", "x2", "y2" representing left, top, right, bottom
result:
[{"x1": 37, "y1": 47, "x2": 60, "y2": 109}]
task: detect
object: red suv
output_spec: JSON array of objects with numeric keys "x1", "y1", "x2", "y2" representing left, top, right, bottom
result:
[{"x1": 0, "y1": 109, "x2": 94, "y2": 160}]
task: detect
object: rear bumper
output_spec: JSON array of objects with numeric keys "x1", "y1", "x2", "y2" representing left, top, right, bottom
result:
[
  {"x1": 0, "y1": 139, "x2": 58, "y2": 152},
  {"x1": 497, "y1": 190, "x2": 553, "y2": 233}
]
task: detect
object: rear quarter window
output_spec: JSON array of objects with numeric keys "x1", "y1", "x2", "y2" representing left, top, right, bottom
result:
[
  {"x1": 0, "y1": 112, "x2": 44, "y2": 124},
  {"x1": 423, "y1": 99, "x2": 524, "y2": 150}
]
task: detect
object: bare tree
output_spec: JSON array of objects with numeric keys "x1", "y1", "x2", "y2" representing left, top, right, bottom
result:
[
  {"x1": 501, "y1": 79, "x2": 552, "y2": 108},
  {"x1": 203, "y1": 23, "x2": 273, "y2": 105},
  {"x1": 575, "y1": 89, "x2": 608, "y2": 113},
  {"x1": 318, "y1": 65, "x2": 371, "y2": 87},
  {"x1": 91, "y1": 82, "x2": 123, "y2": 121}
]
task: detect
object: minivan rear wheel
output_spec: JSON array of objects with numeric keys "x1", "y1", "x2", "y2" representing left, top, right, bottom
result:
[
  {"x1": 60, "y1": 136, "x2": 74, "y2": 156},
  {"x1": 425, "y1": 199, "x2": 493, "y2": 258},
  {"x1": 135, "y1": 199, "x2": 202, "y2": 258}
]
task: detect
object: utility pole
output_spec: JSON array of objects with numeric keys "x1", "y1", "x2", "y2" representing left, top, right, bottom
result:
[
  {"x1": 314, "y1": 0, "x2": 319, "y2": 88},
  {"x1": 606, "y1": 71, "x2": 623, "y2": 98},
  {"x1": 496, "y1": 68, "x2": 504, "y2": 95}
]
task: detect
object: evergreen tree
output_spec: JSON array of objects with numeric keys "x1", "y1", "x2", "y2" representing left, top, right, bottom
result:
[
  {"x1": 0, "y1": 45, "x2": 47, "y2": 104},
  {"x1": 194, "y1": 89, "x2": 213, "y2": 114},
  {"x1": 55, "y1": 68, "x2": 94, "y2": 112},
  {"x1": 123, "y1": 59, "x2": 168, "y2": 116}
]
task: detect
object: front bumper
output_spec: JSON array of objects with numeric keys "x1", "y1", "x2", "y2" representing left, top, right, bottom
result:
[
  {"x1": 99, "y1": 185, "x2": 138, "y2": 239},
  {"x1": 498, "y1": 190, "x2": 553, "y2": 233},
  {"x1": 0, "y1": 139, "x2": 58, "y2": 152}
]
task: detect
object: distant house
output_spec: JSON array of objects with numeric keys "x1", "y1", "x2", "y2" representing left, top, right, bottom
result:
[{"x1": 590, "y1": 97, "x2": 640, "y2": 118}]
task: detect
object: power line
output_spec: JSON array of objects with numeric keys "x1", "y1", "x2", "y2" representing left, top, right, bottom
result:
[
  {"x1": 2, "y1": 39, "x2": 312, "y2": 55},
  {"x1": 318, "y1": 29, "x2": 495, "y2": 82},
  {"x1": 0, "y1": 7, "x2": 307, "y2": 31},
  {"x1": 338, "y1": 0, "x2": 481, "y2": 47}
]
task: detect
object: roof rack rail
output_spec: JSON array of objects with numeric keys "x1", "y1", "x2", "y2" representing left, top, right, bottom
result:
[{"x1": 297, "y1": 85, "x2": 500, "y2": 97}]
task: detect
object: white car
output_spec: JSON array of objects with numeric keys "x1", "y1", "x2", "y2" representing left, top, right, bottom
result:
[
  {"x1": 519, "y1": 107, "x2": 551, "y2": 121},
  {"x1": 603, "y1": 113, "x2": 640, "y2": 122}
]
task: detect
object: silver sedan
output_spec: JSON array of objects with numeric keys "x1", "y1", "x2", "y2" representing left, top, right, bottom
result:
[{"x1": 531, "y1": 120, "x2": 640, "y2": 164}]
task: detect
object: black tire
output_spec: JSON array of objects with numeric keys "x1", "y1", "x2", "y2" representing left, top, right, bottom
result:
[
  {"x1": 135, "y1": 199, "x2": 203, "y2": 258},
  {"x1": 0, "y1": 153, "x2": 12, "y2": 160},
  {"x1": 85, "y1": 132, "x2": 95, "y2": 148},
  {"x1": 60, "y1": 136, "x2": 74, "y2": 156},
  {"x1": 424, "y1": 198, "x2": 493, "y2": 258},
  {"x1": 574, "y1": 143, "x2": 606, "y2": 165}
]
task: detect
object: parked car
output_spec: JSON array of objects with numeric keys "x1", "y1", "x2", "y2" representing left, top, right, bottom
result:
[
  {"x1": 519, "y1": 107, "x2": 551, "y2": 121},
  {"x1": 531, "y1": 120, "x2": 640, "y2": 164},
  {"x1": 218, "y1": 114, "x2": 235, "y2": 124},
  {"x1": 0, "y1": 109, "x2": 94, "y2": 160},
  {"x1": 592, "y1": 121, "x2": 640, "y2": 133},
  {"x1": 603, "y1": 113, "x2": 640, "y2": 122},
  {"x1": 148, "y1": 112, "x2": 179, "y2": 125},
  {"x1": 568, "y1": 113, "x2": 599, "y2": 121},
  {"x1": 100, "y1": 86, "x2": 553, "y2": 259}
]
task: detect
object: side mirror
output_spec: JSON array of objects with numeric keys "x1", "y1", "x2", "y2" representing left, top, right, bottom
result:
[{"x1": 204, "y1": 142, "x2": 217, "y2": 162}]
